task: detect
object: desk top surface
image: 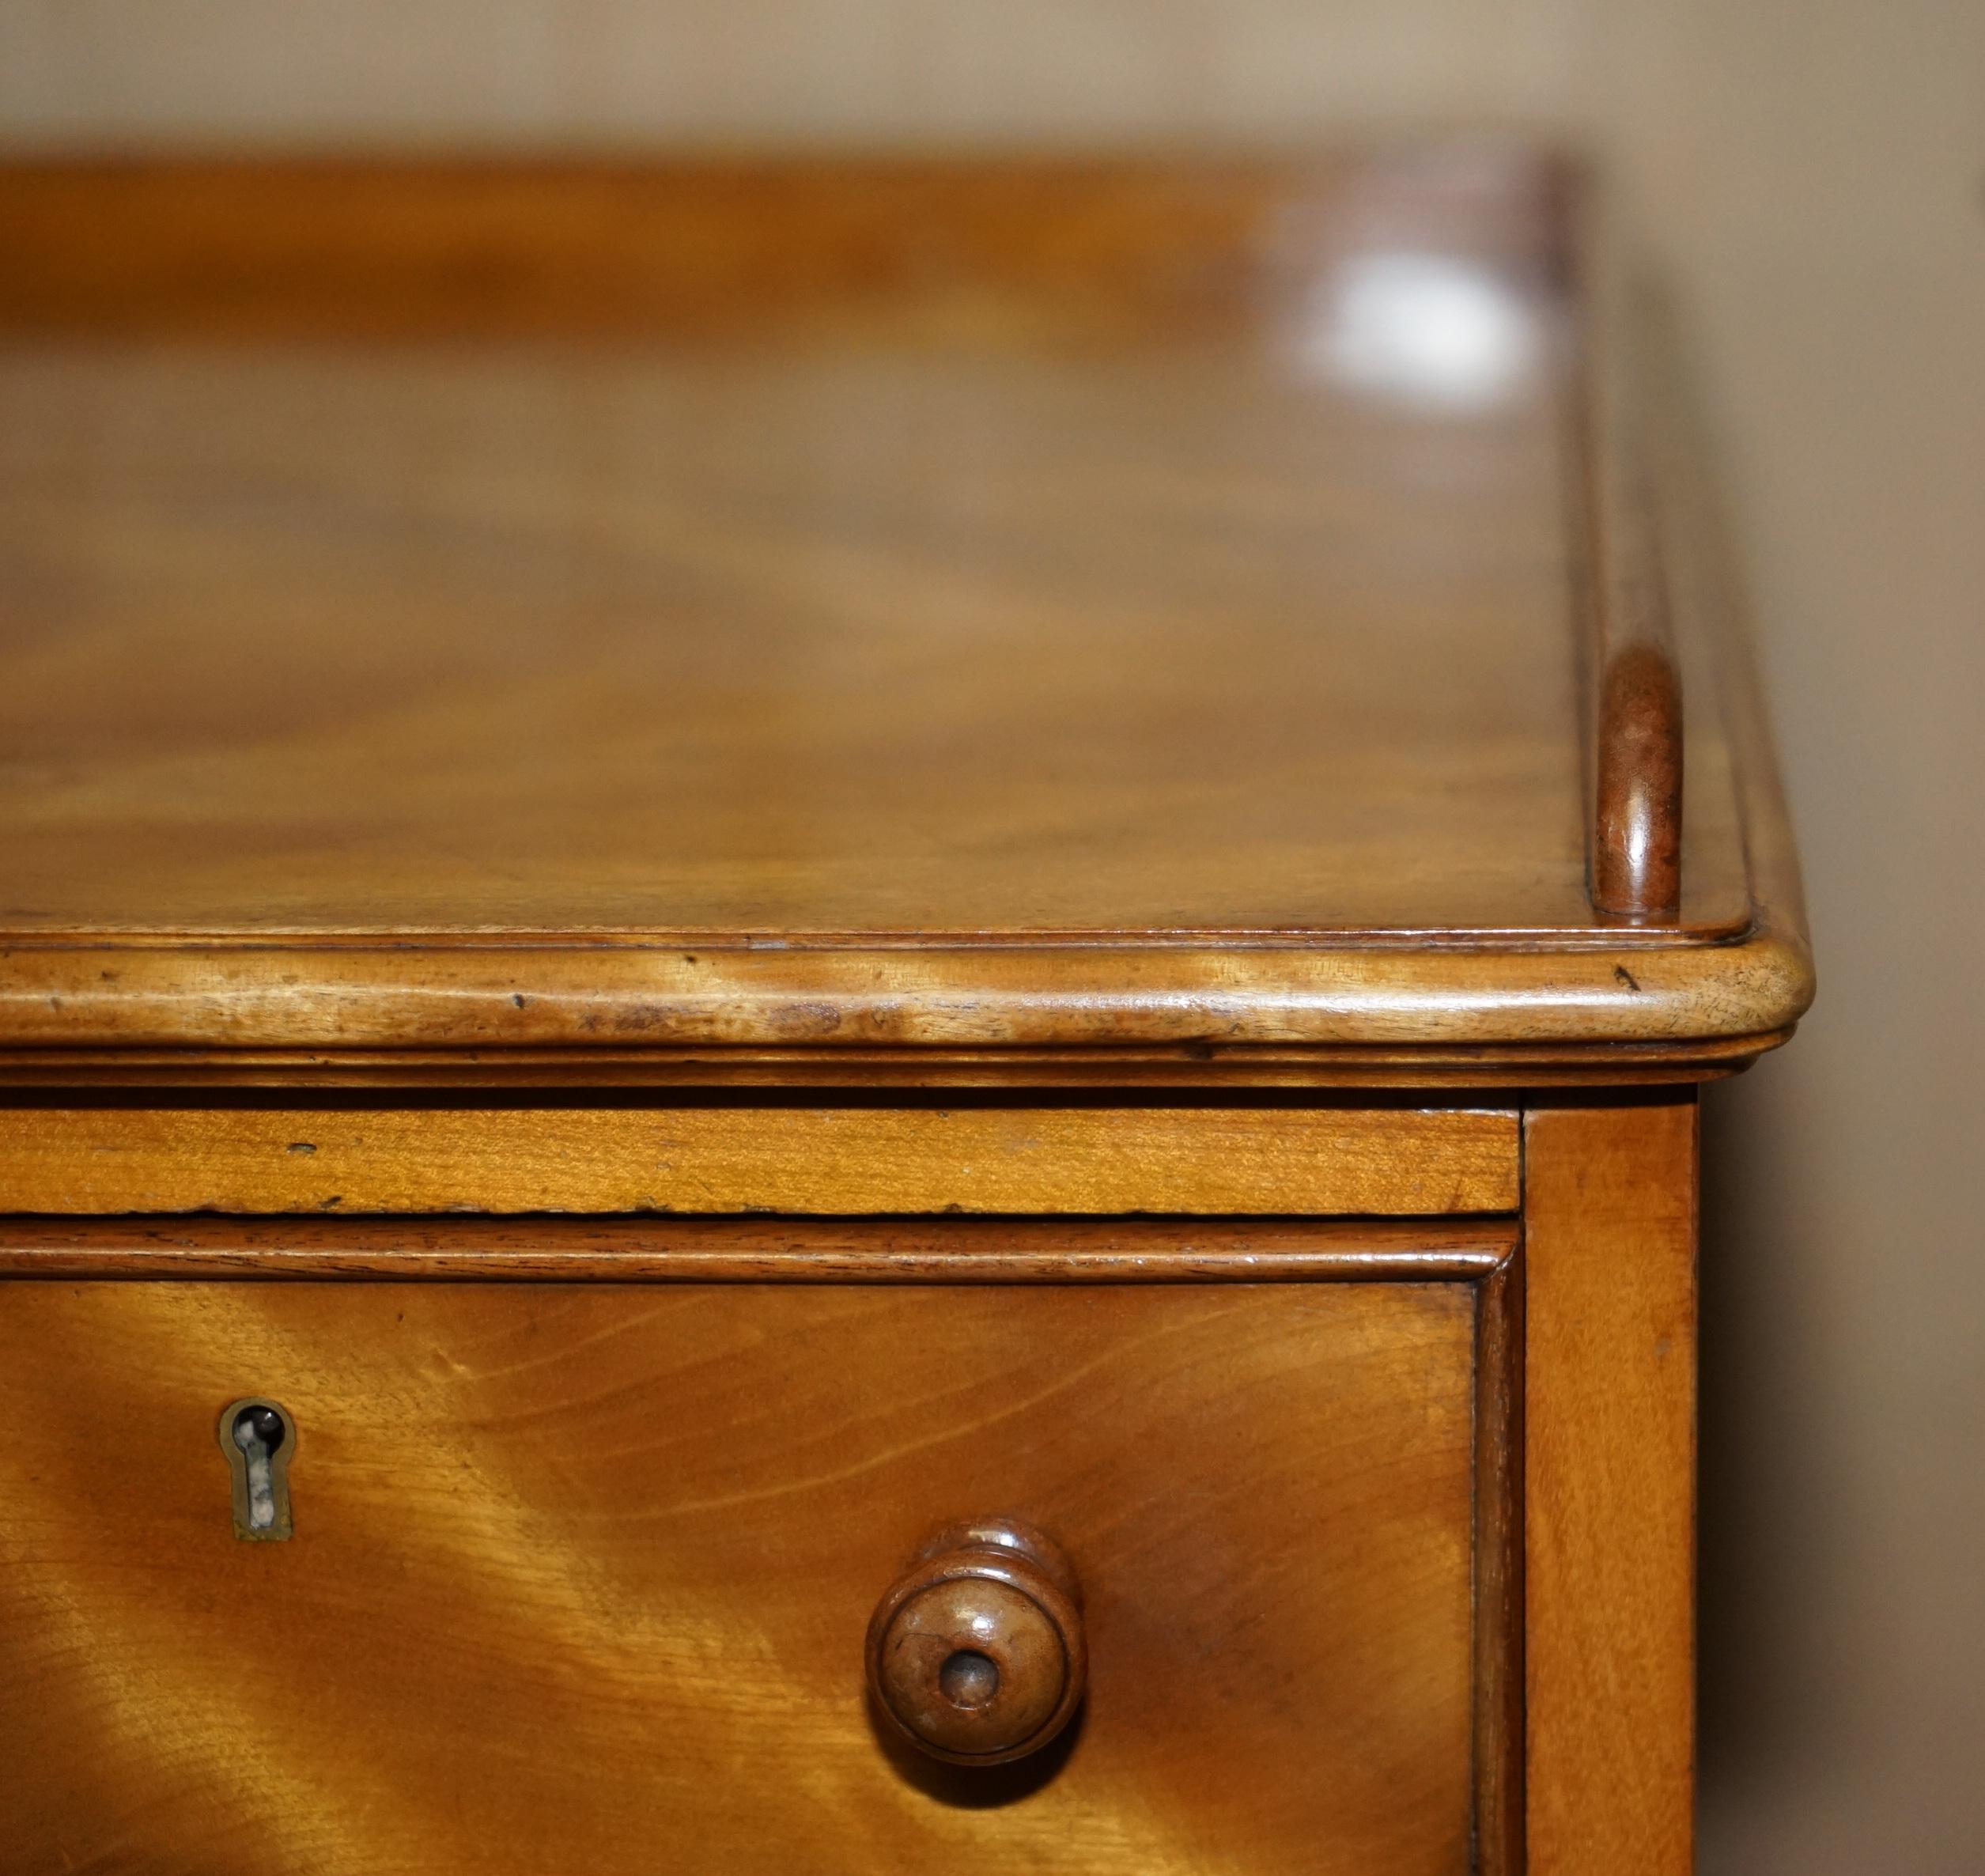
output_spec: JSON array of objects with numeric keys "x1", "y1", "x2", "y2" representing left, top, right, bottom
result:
[{"x1": 0, "y1": 152, "x2": 1809, "y2": 1077}]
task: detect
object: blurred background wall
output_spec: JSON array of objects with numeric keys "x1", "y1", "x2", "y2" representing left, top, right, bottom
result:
[{"x1": 2, "y1": 6, "x2": 1979, "y2": 1869}]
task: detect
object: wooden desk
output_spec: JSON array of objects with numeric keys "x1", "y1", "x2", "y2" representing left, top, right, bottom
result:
[{"x1": 0, "y1": 148, "x2": 1810, "y2": 1874}]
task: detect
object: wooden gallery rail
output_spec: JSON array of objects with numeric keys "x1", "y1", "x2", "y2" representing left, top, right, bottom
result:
[{"x1": 1580, "y1": 239, "x2": 1685, "y2": 925}]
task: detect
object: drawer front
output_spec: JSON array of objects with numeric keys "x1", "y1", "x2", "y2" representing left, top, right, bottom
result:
[
  {"x1": 0, "y1": 1102, "x2": 1520, "y2": 1216},
  {"x1": 0, "y1": 1258, "x2": 1508, "y2": 1875}
]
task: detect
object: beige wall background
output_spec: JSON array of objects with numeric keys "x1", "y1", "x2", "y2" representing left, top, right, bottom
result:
[{"x1": 3, "y1": 5, "x2": 1980, "y2": 1869}]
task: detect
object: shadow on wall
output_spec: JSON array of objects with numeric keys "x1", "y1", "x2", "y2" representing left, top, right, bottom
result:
[{"x1": 1699, "y1": 1071, "x2": 1836, "y2": 1786}]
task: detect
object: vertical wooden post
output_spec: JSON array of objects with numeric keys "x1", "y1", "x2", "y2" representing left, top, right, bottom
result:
[{"x1": 1525, "y1": 1097, "x2": 1698, "y2": 1874}]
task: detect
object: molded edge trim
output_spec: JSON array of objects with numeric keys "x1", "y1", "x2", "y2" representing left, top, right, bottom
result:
[
  {"x1": 0, "y1": 1215, "x2": 1518, "y2": 1281},
  {"x1": 0, "y1": 923, "x2": 1817, "y2": 1057}
]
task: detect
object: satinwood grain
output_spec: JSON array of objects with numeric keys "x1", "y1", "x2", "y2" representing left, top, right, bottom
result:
[
  {"x1": 0, "y1": 1277, "x2": 1492, "y2": 1876},
  {"x1": 0, "y1": 1100, "x2": 1517, "y2": 1216},
  {"x1": 0, "y1": 144, "x2": 1809, "y2": 1876},
  {"x1": 0, "y1": 151, "x2": 1812, "y2": 1079},
  {"x1": 1524, "y1": 1097, "x2": 1697, "y2": 1874}
]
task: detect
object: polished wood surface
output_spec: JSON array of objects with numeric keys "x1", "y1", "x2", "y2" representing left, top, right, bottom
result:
[
  {"x1": 1524, "y1": 1097, "x2": 1697, "y2": 1874},
  {"x1": 0, "y1": 1099, "x2": 1517, "y2": 1215},
  {"x1": 0, "y1": 1272, "x2": 1498, "y2": 1875},
  {"x1": 0, "y1": 153, "x2": 1812, "y2": 1077},
  {"x1": 0, "y1": 155, "x2": 1383, "y2": 343},
  {"x1": 0, "y1": 145, "x2": 1802, "y2": 1873}
]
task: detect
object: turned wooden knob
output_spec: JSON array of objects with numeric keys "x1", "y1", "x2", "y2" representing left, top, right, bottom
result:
[{"x1": 865, "y1": 1518, "x2": 1086, "y2": 1765}]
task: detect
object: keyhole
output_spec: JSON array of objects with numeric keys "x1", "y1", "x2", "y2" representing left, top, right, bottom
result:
[
  {"x1": 233, "y1": 1405, "x2": 284, "y2": 1529},
  {"x1": 219, "y1": 1398, "x2": 295, "y2": 1540}
]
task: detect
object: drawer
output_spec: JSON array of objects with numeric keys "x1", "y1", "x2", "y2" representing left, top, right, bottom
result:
[
  {"x1": 0, "y1": 1220, "x2": 1518, "y2": 1875},
  {"x1": 0, "y1": 1101, "x2": 1520, "y2": 1216}
]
